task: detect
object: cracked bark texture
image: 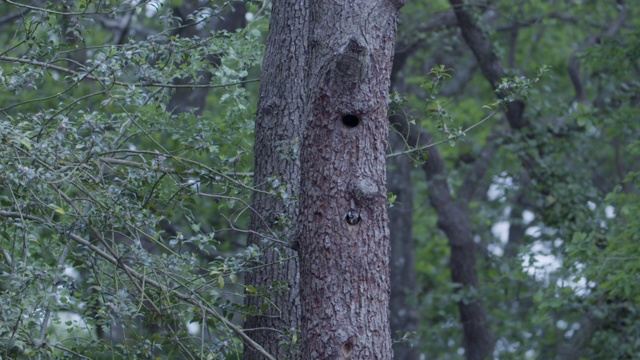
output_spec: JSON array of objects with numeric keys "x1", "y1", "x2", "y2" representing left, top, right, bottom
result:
[
  {"x1": 298, "y1": 0, "x2": 403, "y2": 358},
  {"x1": 243, "y1": 1, "x2": 307, "y2": 359}
]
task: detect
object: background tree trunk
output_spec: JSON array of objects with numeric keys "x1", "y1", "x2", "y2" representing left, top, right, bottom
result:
[
  {"x1": 243, "y1": 1, "x2": 308, "y2": 359},
  {"x1": 390, "y1": 113, "x2": 496, "y2": 360},
  {"x1": 167, "y1": 1, "x2": 246, "y2": 116},
  {"x1": 388, "y1": 129, "x2": 420, "y2": 360},
  {"x1": 297, "y1": 0, "x2": 403, "y2": 358}
]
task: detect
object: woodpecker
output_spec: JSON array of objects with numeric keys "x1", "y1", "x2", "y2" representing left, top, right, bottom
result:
[{"x1": 345, "y1": 208, "x2": 361, "y2": 225}]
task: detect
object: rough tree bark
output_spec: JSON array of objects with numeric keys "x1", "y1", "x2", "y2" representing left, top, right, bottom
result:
[
  {"x1": 243, "y1": 1, "x2": 308, "y2": 359},
  {"x1": 297, "y1": 0, "x2": 403, "y2": 358}
]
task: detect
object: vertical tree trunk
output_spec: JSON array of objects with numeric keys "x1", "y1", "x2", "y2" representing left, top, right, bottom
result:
[
  {"x1": 388, "y1": 47, "x2": 422, "y2": 360},
  {"x1": 298, "y1": 1, "x2": 403, "y2": 358},
  {"x1": 389, "y1": 114, "x2": 496, "y2": 360},
  {"x1": 168, "y1": 1, "x2": 246, "y2": 116},
  {"x1": 243, "y1": 1, "x2": 308, "y2": 359},
  {"x1": 388, "y1": 129, "x2": 419, "y2": 360}
]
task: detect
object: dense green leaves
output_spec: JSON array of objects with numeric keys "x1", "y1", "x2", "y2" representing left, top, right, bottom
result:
[
  {"x1": 1, "y1": 0, "x2": 639, "y2": 358},
  {"x1": 0, "y1": 1, "x2": 268, "y2": 358},
  {"x1": 394, "y1": 0, "x2": 639, "y2": 358}
]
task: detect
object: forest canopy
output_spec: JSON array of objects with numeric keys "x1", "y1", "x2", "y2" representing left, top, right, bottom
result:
[{"x1": 0, "y1": 0, "x2": 638, "y2": 359}]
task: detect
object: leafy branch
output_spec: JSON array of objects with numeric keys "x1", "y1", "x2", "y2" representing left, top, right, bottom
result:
[
  {"x1": 388, "y1": 65, "x2": 550, "y2": 158},
  {"x1": 4, "y1": 0, "x2": 148, "y2": 16},
  {"x1": 0, "y1": 55, "x2": 259, "y2": 91},
  {"x1": 0, "y1": 210, "x2": 276, "y2": 360}
]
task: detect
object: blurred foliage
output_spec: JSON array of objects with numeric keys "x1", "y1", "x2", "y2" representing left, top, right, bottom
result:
[{"x1": 396, "y1": 0, "x2": 640, "y2": 358}]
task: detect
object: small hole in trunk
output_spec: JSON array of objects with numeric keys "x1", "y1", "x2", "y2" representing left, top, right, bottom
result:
[{"x1": 341, "y1": 114, "x2": 360, "y2": 128}]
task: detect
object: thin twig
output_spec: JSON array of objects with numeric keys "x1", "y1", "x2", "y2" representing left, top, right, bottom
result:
[{"x1": 387, "y1": 108, "x2": 500, "y2": 157}]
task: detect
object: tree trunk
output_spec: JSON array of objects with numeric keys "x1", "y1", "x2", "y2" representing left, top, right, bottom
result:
[
  {"x1": 298, "y1": 0, "x2": 403, "y2": 358},
  {"x1": 388, "y1": 129, "x2": 420, "y2": 360},
  {"x1": 389, "y1": 113, "x2": 495, "y2": 360},
  {"x1": 243, "y1": 1, "x2": 308, "y2": 358},
  {"x1": 167, "y1": 1, "x2": 246, "y2": 116},
  {"x1": 387, "y1": 47, "x2": 421, "y2": 360}
]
